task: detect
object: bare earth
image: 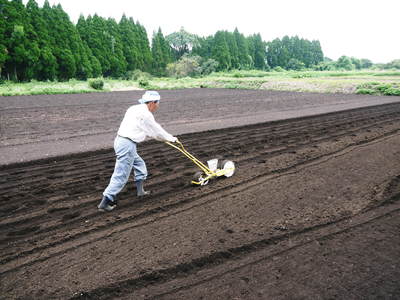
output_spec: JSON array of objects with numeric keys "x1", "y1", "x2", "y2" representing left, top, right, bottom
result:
[
  {"x1": 0, "y1": 89, "x2": 400, "y2": 299},
  {"x1": 1, "y1": 88, "x2": 399, "y2": 165}
]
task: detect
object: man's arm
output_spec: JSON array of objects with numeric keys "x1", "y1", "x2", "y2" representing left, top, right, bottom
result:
[{"x1": 140, "y1": 114, "x2": 177, "y2": 142}]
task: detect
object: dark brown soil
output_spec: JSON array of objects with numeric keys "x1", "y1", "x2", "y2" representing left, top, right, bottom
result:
[
  {"x1": 1, "y1": 90, "x2": 400, "y2": 299},
  {"x1": 1, "y1": 88, "x2": 399, "y2": 164}
]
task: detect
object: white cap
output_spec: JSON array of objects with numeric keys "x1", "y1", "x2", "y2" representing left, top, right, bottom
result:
[{"x1": 138, "y1": 91, "x2": 161, "y2": 104}]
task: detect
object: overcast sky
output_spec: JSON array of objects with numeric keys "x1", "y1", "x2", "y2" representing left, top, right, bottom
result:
[{"x1": 27, "y1": 0, "x2": 400, "y2": 63}]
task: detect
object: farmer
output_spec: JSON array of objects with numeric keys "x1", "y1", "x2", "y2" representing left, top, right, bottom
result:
[{"x1": 98, "y1": 90, "x2": 178, "y2": 212}]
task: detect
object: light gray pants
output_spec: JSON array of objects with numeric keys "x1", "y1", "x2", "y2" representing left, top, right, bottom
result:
[{"x1": 103, "y1": 136, "x2": 147, "y2": 201}]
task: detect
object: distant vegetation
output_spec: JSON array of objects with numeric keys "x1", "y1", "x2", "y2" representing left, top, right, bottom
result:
[
  {"x1": 1, "y1": 0, "x2": 399, "y2": 90},
  {"x1": 356, "y1": 82, "x2": 400, "y2": 96},
  {"x1": 1, "y1": 70, "x2": 399, "y2": 96}
]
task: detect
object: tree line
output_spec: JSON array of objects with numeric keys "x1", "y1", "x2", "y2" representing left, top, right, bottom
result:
[{"x1": 2, "y1": 0, "x2": 396, "y2": 83}]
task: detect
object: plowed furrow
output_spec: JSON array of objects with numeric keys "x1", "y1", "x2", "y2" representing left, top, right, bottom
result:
[
  {"x1": 1, "y1": 104, "x2": 400, "y2": 277},
  {"x1": 67, "y1": 204, "x2": 400, "y2": 300},
  {"x1": 3, "y1": 108, "x2": 396, "y2": 216},
  {"x1": 2, "y1": 107, "x2": 398, "y2": 223}
]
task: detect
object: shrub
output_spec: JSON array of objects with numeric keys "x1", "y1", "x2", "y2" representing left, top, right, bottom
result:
[
  {"x1": 232, "y1": 71, "x2": 245, "y2": 78},
  {"x1": 201, "y1": 59, "x2": 219, "y2": 75},
  {"x1": 167, "y1": 54, "x2": 202, "y2": 78},
  {"x1": 335, "y1": 56, "x2": 355, "y2": 71},
  {"x1": 356, "y1": 88, "x2": 376, "y2": 95},
  {"x1": 89, "y1": 78, "x2": 104, "y2": 90},
  {"x1": 383, "y1": 88, "x2": 400, "y2": 96},
  {"x1": 122, "y1": 70, "x2": 152, "y2": 81},
  {"x1": 356, "y1": 82, "x2": 400, "y2": 96},
  {"x1": 363, "y1": 82, "x2": 380, "y2": 86},
  {"x1": 122, "y1": 70, "x2": 135, "y2": 80},
  {"x1": 376, "y1": 84, "x2": 391, "y2": 93},
  {"x1": 312, "y1": 61, "x2": 336, "y2": 71},
  {"x1": 138, "y1": 76, "x2": 149, "y2": 88},
  {"x1": 167, "y1": 55, "x2": 218, "y2": 78},
  {"x1": 134, "y1": 70, "x2": 151, "y2": 80},
  {"x1": 287, "y1": 58, "x2": 305, "y2": 71},
  {"x1": 272, "y1": 66, "x2": 285, "y2": 72}
]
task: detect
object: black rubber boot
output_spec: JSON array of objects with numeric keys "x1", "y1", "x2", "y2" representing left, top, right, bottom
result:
[
  {"x1": 136, "y1": 180, "x2": 150, "y2": 197},
  {"x1": 98, "y1": 195, "x2": 116, "y2": 212}
]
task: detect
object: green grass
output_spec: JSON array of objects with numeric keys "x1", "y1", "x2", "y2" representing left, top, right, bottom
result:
[
  {"x1": 356, "y1": 82, "x2": 400, "y2": 96},
  {"x1": 1, "y1": 70, "x2": 400, "y2": 96},
  {"x1": 0, "y1": 78, "x2": 141, "y2": 96},
  {"x1": 0, "y1": 79, "x2": 92, "y2": 96}
]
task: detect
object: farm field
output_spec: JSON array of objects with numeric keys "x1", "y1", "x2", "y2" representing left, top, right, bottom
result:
[
  {"x1": 1, "y1": 88, "x2": 400, "y2": 165},
  {"x1": 1, "y1": 90, "x2": 400, "y2": 299}
]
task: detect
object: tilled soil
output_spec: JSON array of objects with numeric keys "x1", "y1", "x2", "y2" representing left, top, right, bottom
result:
[
  {"x1": 1, "y1": 99, "x2": 400, "y2": 299},
  {"x1": 1, "y1": 88, "x2": 400, "y2": 164}
]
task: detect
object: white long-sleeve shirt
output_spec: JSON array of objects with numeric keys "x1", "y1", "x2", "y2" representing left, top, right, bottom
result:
[{"x1": 117, "y1": 104, "x2": 175, "y2": 143}]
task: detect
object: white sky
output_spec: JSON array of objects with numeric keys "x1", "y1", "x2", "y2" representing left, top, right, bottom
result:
[{"x1": 27, "y1": 0, "x2": 400, "y2": 63}]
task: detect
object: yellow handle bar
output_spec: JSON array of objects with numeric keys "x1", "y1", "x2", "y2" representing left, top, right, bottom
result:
[{"x1": 165, "y1": 140, "x2": 216, "y2": 176}]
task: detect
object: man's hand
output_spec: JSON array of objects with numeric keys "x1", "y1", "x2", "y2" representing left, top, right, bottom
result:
[{"x1": 171, "y1": 136, "x2": 179, "y2": 143}]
